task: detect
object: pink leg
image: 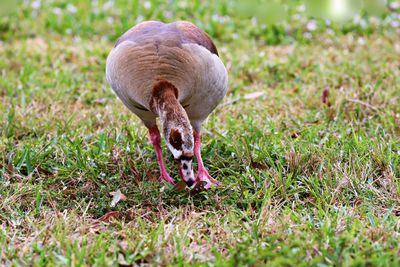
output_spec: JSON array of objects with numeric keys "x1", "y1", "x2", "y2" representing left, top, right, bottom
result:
[
  {"x1": 149, "y1": 127, "x2": 175, "y2": 185},
  {"x1": 194, "y1": 131, "x2": 221, "y2": 188}
]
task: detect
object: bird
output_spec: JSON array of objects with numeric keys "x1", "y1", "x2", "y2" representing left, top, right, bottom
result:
[{"x1": 106, "y1": 21, "x2": 228, "y2": 189}]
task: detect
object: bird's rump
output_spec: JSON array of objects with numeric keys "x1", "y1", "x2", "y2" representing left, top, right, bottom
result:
[{"x1": 115, "y1": 20, "x2": 218, "y2": 56}]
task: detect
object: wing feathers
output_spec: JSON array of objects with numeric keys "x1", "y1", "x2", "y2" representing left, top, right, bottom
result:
[{"x1": 115, "y1": 21, "x2": 218, "y2": 56}]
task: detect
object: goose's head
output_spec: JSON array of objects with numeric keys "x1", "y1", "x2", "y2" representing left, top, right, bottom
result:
[{"x1": 165, "y1": 126, "x2": 195, "y2": 187}]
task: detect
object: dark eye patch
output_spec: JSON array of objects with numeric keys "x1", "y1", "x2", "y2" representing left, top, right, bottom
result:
[{"x1": 179, "y1": 155, "x2": 193, "y2": 161}]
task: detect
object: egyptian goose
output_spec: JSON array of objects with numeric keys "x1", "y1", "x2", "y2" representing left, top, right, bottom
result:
[{"x1": 106, "y1": 21, "x2": 228, "y2": 188}]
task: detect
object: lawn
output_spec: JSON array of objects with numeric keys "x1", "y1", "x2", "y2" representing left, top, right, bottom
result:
[{"x1": 1, "y1": 0, "x2": 400, "y2": 266}]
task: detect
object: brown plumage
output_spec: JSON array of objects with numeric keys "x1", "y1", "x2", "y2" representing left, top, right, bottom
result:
[
  {"x1": 106, "y1": 21, "x2": 228, "y2": 188},
  {"x1": 115, "y1": 21, "x2": 218, "y2": 55}
]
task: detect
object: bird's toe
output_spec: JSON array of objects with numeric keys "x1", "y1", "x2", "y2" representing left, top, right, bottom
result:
[
  {"x1": 195, "y1": 169, "x2": 221, "y2": 189},
  {"x1": 160, "y1": 174, "x2": 176, "y2": 185}
]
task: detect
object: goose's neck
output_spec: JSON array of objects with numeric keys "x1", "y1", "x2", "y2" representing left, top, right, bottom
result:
[{"x1": 150, "y1": 81, "x2": 194, "y2": 159}]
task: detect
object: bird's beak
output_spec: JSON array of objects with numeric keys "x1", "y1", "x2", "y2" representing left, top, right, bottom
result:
[{"x1": 176, "y1": 155, "x2": 195, "y2": 187}]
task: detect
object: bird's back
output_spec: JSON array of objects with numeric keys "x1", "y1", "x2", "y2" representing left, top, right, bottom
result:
[{"x1": 106, "y1": 21, "x2": 228, "y2": 128}]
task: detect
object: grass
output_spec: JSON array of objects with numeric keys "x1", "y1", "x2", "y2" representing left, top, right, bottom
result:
[{"x1": 1, "y1": 0, "x2": 400, "y2": 266}]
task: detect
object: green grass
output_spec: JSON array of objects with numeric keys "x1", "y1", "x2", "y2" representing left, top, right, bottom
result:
[{"x1": 1, "y1": 0, "x2": 400, "y2": 266}]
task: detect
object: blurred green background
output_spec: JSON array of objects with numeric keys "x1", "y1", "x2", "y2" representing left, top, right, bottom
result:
[{"x1": 0, "y1": 0, "x2": 398, "y2": 45}]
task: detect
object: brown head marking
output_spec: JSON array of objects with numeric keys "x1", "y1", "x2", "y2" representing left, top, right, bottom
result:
[{"x1": 169, "y1": 128, "x2": 183, "y2": 150}]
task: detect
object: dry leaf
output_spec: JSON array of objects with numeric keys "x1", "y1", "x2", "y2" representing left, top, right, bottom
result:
[
  {"x1": 6, "y1": 153, "x2": 14, "y2": 175},
  {"x1": 128, "y1": 158, "x2": 141, "y2": 184},
  {"x1": 88, "y1": 224, "x2": 101, "y2": 234},
  {"x1": 89, "y1": 211, "x2": 121, "y2": 233},
  {"x1": 251, "y1": 161, "x2": 268, "y2": 170},
  {"x1": 244, "y1": 91, "x2": 264, "y2": 100},
  {"x1": 110, "y1": 190, "x2": 127, "y2": 207},
  {"x1": 322, "y1": 87, "x2": 330, "y2": 106},
  {"x1": 97, "y1": 211, "x2": 120, "y2": 223},
  {"x1": 118, "y1": 253, "x2": 130, "y2": 266},
  {"x1": 6, "y1": 161, "x2": 14, "y2": 175},
  {"x1": 95, "y1": 98, "x2": 107, "y2": 105},
  {"x1": 146, "y1": 171, "x2": 158, "y2": 182},
  {"x1": 126, "y1": 209, "x2": 136, "y2": 221},
  {"x1": 291, "y1": 132, "x2": 300, "y2": 139},
  {"x1": 190, "y1": 181, "x2": 208, "y2": 195},
  {"x1": 112, "y1": 146, "x2": 120, "y2": 163},
  {"x1": 174, "y1": 181, "x2": 187, "y2": 192},
  {"x1": 119, "y1": 240, "x2": 129, "y2": 251}
]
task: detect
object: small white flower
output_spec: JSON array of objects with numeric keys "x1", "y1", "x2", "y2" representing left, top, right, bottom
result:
[
  {"x1": 107, "y1": 16, "x2": 114, "y2": 24},
  {"x1": 389, "y1": 12, "x2": 398, "y2": 19},
  {"x1": 298, "y1": 4, "x2": 306, "y2": 12},
  {"x1": 360, "y1": 19, "x2": 367, "y2": 28},
  {"x1": 164, "y1": 11, "x2": 173, "y2": 18},
  {"x1": 143, "y1": 1, "x2": 151, "y2": 10},
  {"x1": 369, "y1": 17, "x2": 380, "y2": 26},
  {"x1": 306, "y1": 20, "x2": 317, "y2": 31},
  {"x1": 103, "y1": 1, "x2": 113, "y2": 11},
  {"x1": 390, "y1": 2, "x2": 400, "y2": 9},
  {"x1": 357, "y1": 37, "x2": 365, "y2": 45},
  {"x1": 52, "y1": 7, "x2": 62, "y2": 15},
  {"x1": 178, "y1": 2, "x2": 187, "y2": 8},
  {"x1": 353, "y1": 14, "x2": 361, "y2": 24},
  {"x1": 212, "y1": 14, "x2": 230, "y2": 23},
  {"x1": 31, "y1": 0, "x2": 41, "y2": 9},
  {"x1": 89, "y1": 159, "x2": 97, "y2": 167},
  {"x1": 251, "y1": 17, "x2": 258, "y2": 26},
  {"x1": 293, "y1": 14, "x2": 301, "y2": 20},
  {"x1": 136, "y1": 15, "x2": 144, "y2": 23},
  {"x1": 391, "y1": 20, "x2": 399, "y2": 28},
  {"x1": 32, "y1": 10, "x2": 39, "y2": 18},
  {"x1": 303, "y1": 32, "x2": 312, "y2": 39},
  {"x1": 67, "y1": 4, "x2": 77, "y2": 13}
]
